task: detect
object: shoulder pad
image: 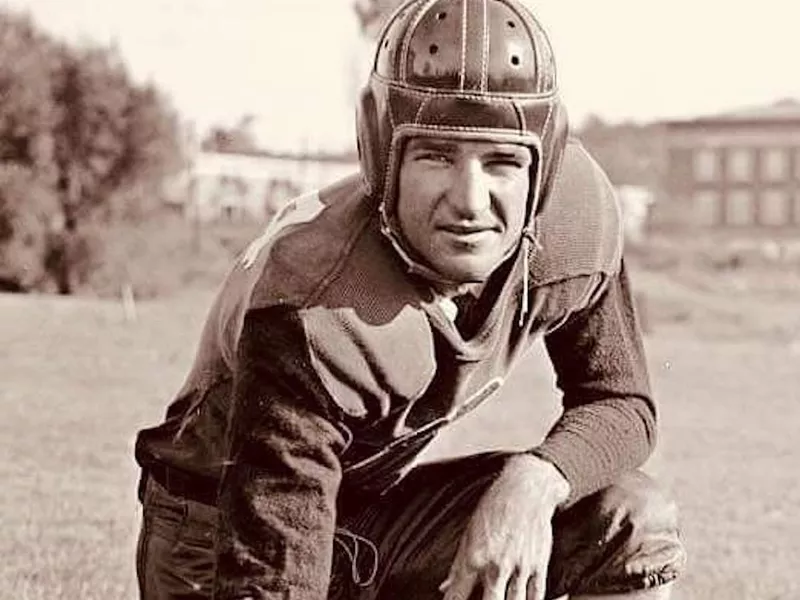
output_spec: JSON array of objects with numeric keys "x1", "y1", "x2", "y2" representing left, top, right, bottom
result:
[{"x1": 529, "y1": 141, "x2": 623, "y2": 285}]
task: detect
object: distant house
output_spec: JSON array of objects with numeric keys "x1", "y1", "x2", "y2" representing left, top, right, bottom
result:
[
  {"x1": 616, "y1": 185, "x2": 656, "y2": 245},
  {"x1": 661, "y1": 99, "x2": 800, "y2": 230},
  {"x1": 176, "y1": 149, "x2": 360, "y2": 222}
]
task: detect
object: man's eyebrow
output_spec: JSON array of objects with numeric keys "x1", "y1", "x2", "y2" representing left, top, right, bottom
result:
[
  {"x1": 484, "y1": 146, "x2": 531, "y2": 161},
  {"x1": 486, "y1": 148, "x2": 523, "y2": 157},
  {"x1": 405, "y1": 138, "x2": 459, "y2": 153}
]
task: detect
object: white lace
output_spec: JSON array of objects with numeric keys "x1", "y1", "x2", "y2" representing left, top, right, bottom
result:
[{"x1": 333, "y1": 527, "x2": 379, "y2": 587}]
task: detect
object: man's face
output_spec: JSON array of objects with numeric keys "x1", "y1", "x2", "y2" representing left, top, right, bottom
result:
[{"x1": 396, "y1": 137, "x2": 532, "y2": 283}]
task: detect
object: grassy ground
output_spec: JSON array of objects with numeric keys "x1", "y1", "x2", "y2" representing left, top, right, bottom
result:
[{"x1": 2, "y1": 262, "x2": 799, "y2": 599}]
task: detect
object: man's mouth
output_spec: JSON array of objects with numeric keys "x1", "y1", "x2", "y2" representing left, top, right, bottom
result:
[
  {"x1": 439, "y1": 224, "x2": 498, "y2": 235},
  {"x1": 437, "y1": 224, "x2": 499, "y2": 248}
]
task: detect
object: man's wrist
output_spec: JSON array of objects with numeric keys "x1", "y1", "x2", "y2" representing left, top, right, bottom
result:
[{"x1": 505, "y1": 453, "x2": 571, "y2": 507}]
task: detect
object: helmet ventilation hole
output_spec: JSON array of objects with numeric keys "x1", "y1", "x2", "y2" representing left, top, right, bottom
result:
[
  {"x1": 510, "y1": 55, "x2": 521, "y2": 66},
  {"x1": 437, "y1": 11, "x2": 447, "y2": 20},
  {"x1": 429, "y1": 44, "x2": 439, "y2": 55},
  {"x1": 383, "y1": 38, "x2": 390, "y2": 48},
  {"x1": 507, "y1": 20, "x2": 516, "y2": 28}
]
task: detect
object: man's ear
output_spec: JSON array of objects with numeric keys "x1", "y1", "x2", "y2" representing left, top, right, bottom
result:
[
  {"x1": 356, "y1": 86, "x2": 380, "y2": 198},
  {"x1": 536, "y1": 102, "x2": 569, "y2": 216}
]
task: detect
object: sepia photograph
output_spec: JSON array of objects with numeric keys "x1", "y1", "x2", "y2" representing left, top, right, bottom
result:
[{"x1": 1, "y1": 1, "x2": 798, "y2": 598}]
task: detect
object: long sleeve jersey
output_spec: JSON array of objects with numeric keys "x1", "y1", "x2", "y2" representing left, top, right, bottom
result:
[{"x1": 134, "y1": 139, "x2": 656, "y2": 599}]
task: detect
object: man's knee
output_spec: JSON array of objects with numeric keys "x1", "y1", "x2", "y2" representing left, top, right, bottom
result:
[
  {"x1": 549, "y1": 471, "x2": 686, "y2": 596},
  {"x1": 594, "y1": 471, "x2": 681, "y2": 542}
]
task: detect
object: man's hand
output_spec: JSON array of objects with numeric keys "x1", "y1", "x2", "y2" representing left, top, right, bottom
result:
[{"x1": 440, "y1": 454, "x2": 570, "y2": 600}]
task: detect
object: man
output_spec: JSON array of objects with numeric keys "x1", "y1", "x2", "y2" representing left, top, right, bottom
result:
[{"x1": 135, "y1": 0, "x2": 686, "y2": 598}]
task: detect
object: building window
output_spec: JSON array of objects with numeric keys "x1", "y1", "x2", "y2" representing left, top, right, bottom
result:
[
  {"x1": 794, "y1": 150, "x2": 800, "y2": 179},
  {"x1": 222, "y1": 204, "x2": 236, "y2": 222},
  {"x1": 693, "y1": 148, "x2": 718, "y2": 182},
  {"x1": 726, "y1": 189, "x2": 755, "y2": 226},
  {"x1": 693, "y1": 190, "x2": 720, "y2": 225},
  {"x1": 762, "y1": 148, "x2": 788, "y2": 182},
  {"x1": 727, "y1": 148, "x2": 754, "y2": 182},
  {"x1": 760, "y1": 189, "x2": 790, "y2": 226},
  {"x1": 795, "y1": 191, "x2": 800, "y2": 225}
]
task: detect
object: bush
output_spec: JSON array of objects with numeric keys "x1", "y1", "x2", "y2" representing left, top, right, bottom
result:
[
  {"x1": 0, "y1": 165, "x2": 61, "y2": 291},
  {"x1": 81, "y1": 211, "x2": 265, "y2": 299}
]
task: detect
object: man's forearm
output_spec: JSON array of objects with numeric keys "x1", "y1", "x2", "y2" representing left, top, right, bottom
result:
[
  {"x1": 215, "y1": 308, "x2": 347, "y2": 599},
  {"x1": 215, "y1": 400, "x2": 344, "y2": 599},
  {"x1": 530, "y1": 396, "x2": 655, "y2": 506},
  {"x1": 538, "y1": 265, "x2": 656, "y2": 506}
]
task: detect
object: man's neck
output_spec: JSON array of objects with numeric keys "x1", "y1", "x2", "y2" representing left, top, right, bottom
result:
[{"x1": 432, "y1": 281, "x2": 486, "y2": 300}]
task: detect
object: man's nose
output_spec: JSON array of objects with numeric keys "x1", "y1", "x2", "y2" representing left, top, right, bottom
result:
[{"x1": 449, "y1": 159, "x2": 490, "y2": 217}]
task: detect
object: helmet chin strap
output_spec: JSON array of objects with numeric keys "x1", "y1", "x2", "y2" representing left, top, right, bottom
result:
[
  {"x1": 380, "y1": 208, "x2": 542, "y2": 325},
  {"x1": 379, "y1": 216, "x2": 472, "y2": 292},
  {"x1": 520, "y1": 223, "x2": 543, "y2": 326}
]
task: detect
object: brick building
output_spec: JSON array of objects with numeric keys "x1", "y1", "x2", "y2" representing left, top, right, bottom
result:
[{"x1": 661, "y1": 99, "x2": 800, "y2": 230}]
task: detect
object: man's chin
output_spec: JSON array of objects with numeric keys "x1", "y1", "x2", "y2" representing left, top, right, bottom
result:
[{"x1": 433, "y1": 261, "x2": 496, "y2": 286}]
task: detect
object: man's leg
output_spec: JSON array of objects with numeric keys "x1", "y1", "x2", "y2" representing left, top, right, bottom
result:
[
  {"x1": 547, "y1": 470, "x2": 686, "y2": 598},
  {"x1": 332, "y1": 453, "x2": 505, "y2": 599},
  {"x1": 137, "y1": 476, "x2": 218, "y2": 600},
  {"x1": 332, "y1": 453, "x2": 685, "y2": 600}
]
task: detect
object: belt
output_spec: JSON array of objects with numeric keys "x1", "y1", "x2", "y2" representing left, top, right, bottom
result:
[{"x1": 147, "y1": 463, "x2": 219, "y2": 508}]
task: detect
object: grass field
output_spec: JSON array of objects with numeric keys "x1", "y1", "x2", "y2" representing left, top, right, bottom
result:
[{"x1": 2, "y1": 263, "x2": 800, "y2": 599}]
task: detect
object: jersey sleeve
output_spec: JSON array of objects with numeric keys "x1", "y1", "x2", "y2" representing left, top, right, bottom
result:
[
  {"x1": 214, "y1": 306, "x2": 348, "y2": 600},
  {"x1": 534, "y1": 263, "x2": 656, "y2": 506}
]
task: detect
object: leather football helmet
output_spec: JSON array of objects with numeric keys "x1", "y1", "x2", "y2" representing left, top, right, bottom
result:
[{"x1": 356, "y1": 0, "x2": 569, "y2": 273}]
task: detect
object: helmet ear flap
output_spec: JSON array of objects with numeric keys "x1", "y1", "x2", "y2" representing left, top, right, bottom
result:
[
  {"x1": 356, "y1": 85, "x2": 380, "y2": 198},
  {"x1": 535, "y1": 103, "x2": 569, "y2": 215}
]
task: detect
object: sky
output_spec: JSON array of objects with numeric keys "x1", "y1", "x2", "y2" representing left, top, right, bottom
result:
[{"x1": 4, "y1": 0, "x2": 800, "y2": 152}]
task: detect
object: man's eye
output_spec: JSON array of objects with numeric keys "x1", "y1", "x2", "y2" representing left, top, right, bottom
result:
[
  {"x1": 487, "y1": 158, "x2": 525, "y2": 169},
  {"x1": 417, "y1": 152, "x2": 451, "y2": 164}
]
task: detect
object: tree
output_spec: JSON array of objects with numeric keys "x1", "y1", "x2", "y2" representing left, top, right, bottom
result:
[
  {"x1": 0, "y1": 164, "x2": 60, "y2": 291},
  {"x1": 0, "y1": 11, "x2": 60, "y2": 170},
  {"x1": 575, "y1": 114, "x2": 667, "y2": 188},
  {"x1": 51, "y1": 45, "x2": 132, "y2": 231},
  {"x1": 94, "y1": 81, "x2": 183, "y2": 222},
  {"x1": 0, "y1": 7, "x2": 183, "y2": 293},
  {"x1": 353, "y1": 0, "x2": 405, "y2": 37},
  {"x1": 0, "y1": 11, "x2": 61, "y2": 291},
  {"x1": 201, "y1": 114, "x2": 258, "y2": 153},
  {"x1": 47, "y1": 43, "x2": 183, "y2": 293}
]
